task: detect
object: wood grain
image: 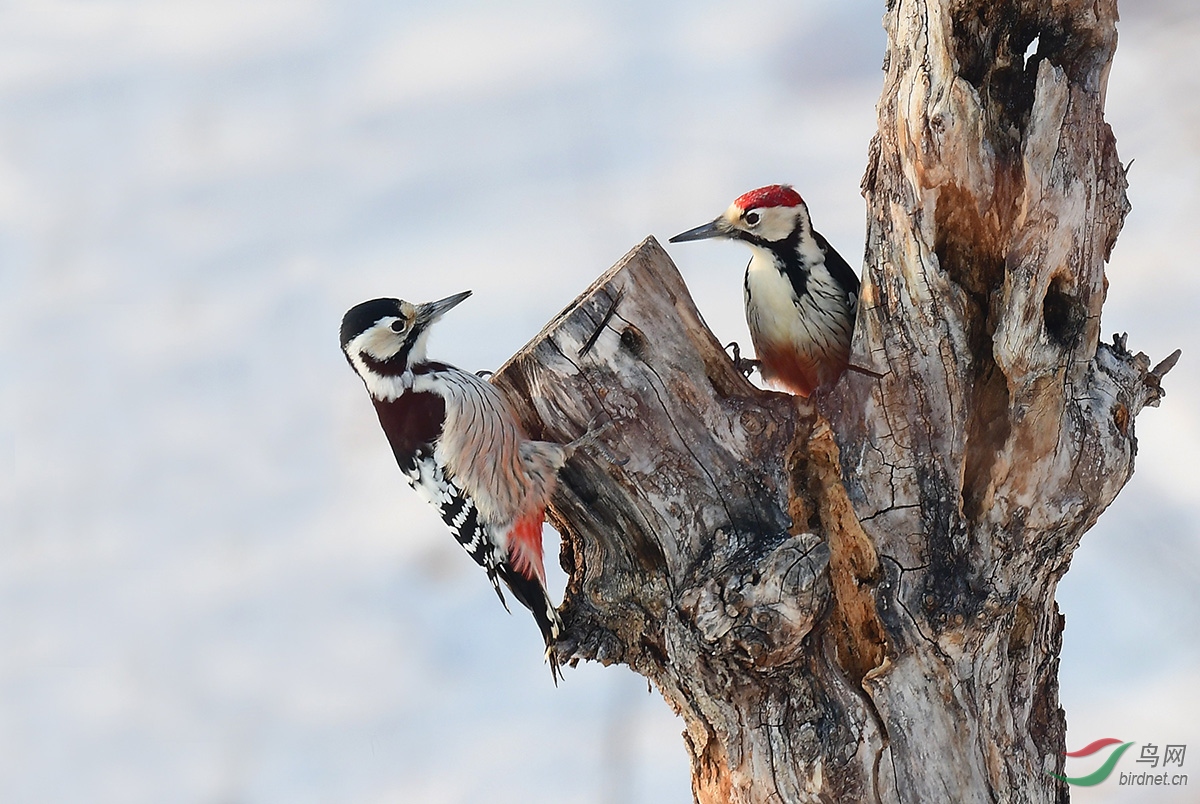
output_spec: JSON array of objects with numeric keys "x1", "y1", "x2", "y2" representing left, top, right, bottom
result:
[{"x1": 490, "y1": 2, "x2": 1178, "y2": 800}]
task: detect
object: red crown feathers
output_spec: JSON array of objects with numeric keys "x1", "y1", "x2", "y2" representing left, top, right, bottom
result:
[{"x1": 733, "y1": 184, "x2": 803, "y2": 211}]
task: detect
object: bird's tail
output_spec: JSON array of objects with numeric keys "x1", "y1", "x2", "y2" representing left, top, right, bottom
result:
[
  {"x1": 497, "y1": 559, "x2": 564, "y2": 684},
  {"x1": 500, "y1": 511, "x2": 564, "y2": 684}
]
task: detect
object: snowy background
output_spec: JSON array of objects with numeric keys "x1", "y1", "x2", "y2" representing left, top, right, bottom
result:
[{"x1": 2, "y1": 1, "x2": 1197, "y2": 802}]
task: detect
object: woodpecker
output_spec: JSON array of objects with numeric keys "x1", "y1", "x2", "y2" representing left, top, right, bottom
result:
[
  {"x1": 340, "y1": 291, "x2": 574, "y2": 680},
  {"x1": 670, "y1": 184, "x2": 860, "y2": 397}
]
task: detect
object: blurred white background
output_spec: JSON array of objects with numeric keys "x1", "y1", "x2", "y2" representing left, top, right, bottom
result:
[{"x1": 1, "y1": 1, "x2": 1196, "y2": 802}]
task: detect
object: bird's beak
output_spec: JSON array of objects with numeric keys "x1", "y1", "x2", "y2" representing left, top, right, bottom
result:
[
  {"x1": 416, "y1": 290, "x2": 472, "y2": 325},
  {"x1": 668, "y1": 218, "x2": 729, "y2": 243}
]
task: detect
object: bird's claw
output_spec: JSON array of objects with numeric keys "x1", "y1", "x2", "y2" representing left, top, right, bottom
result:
[
  {"x1": 724, "y1": 342, "x2": 761, "y2": 379},
  {"x1": 565, "y1": 413, "x2": 628, "y2": 466}
]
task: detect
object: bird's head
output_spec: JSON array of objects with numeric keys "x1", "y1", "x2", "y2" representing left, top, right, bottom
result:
[
  {"x1": 669, "y1": 184, "x2": 810, "y2": 248},
  {"x1": 340, "y1": 291, "x2": 471, "y2": 380}
]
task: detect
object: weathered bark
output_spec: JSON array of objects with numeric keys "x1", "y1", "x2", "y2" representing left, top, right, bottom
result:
[{"x1": 492, "y1": 1, "x2": 1178, "y2": 802}]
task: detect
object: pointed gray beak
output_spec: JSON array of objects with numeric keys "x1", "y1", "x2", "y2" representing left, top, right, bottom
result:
[
  {"x1": 669, "y1": 218, "x2": 729, "y2": 243},
  {"x1": 416, "y1": 290, "x2": 472, "y2": 325}
]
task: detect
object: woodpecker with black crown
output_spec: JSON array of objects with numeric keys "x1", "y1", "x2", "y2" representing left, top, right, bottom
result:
[
  {"x1": 340, "y1": 291, "x2": 583, "y2": 681},
  {"x1": 670, "y1": 184, "x2": 860, "y2": 397}
]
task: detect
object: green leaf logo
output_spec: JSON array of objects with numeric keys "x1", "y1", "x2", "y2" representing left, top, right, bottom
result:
[{"x1": 1049, "y1": 739, "x2": 1135, "y2": 786}]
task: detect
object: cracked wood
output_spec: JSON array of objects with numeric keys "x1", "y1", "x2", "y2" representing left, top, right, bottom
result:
[{"x1": 489, "y1": 1, "x2": 1177, "y2": 801}]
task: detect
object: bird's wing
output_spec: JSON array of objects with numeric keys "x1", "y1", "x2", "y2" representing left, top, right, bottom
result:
[
  {"x1": 403, "y1": 453, "x2": 509, "y2": 609},
  {"x1": 812, "y1": 230, "x2": 860, "y2": 300}
]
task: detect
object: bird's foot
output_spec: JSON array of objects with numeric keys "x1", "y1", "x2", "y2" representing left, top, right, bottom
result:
[
  {"x1": 724, "y1": 342, "x2": 761, "y2": 379},
  {"x1": 563, "y1": 413, "x2": 627, "y2": 466}
]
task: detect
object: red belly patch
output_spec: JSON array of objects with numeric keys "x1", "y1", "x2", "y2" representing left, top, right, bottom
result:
[{"x1": 755, "y1": 341, "x2": 848, "y2": 397}]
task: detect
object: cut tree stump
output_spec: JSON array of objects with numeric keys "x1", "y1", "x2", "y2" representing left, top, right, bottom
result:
[{"x1": 492, "y1": 1, "x2": 1179, "y2": 801}]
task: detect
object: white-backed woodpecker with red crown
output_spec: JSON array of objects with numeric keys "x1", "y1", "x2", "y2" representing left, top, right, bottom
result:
[
  {"x1": 341, "y1": 291, "x2": 587, "y2": 682},
  {"x1": 669, "y1": 184, "x2": 860, "y2": 397}
]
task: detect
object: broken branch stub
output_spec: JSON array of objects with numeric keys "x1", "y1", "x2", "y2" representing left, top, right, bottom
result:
[
  {"x1": 493, "y1": 237, "x2": 822, "y2": 670},
  {"x1": 493, "y1": 238, "x2": 890, "y2": 802}
]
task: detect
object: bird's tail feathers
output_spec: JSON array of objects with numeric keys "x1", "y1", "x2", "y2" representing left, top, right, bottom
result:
[
  {"x1": 496, "y1": 558, "x2": 564, "y2": 685},
  {"x1": 485, "y1": 566, "x2": 510, "y2": 612}
]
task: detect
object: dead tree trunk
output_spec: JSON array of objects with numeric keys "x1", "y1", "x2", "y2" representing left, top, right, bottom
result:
[{"x1": 492, "y1": 2, "x2": 1178, "y2": 802}]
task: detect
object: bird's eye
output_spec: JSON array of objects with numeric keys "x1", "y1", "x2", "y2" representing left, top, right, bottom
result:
[
  {"x1": 391, "y1": 319, "x2": 406, "y2": 333},
  {"x1": 745, "y1": 211, "x2": 761, "y2": 226}
]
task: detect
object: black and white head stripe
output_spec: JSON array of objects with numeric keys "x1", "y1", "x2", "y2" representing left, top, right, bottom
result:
[
  {"x1": 340, "y1": 298, "x2": 404, "y2": 350},
  {"x1": 340, "y1": 293, "x2": 473, "y2": 388}
]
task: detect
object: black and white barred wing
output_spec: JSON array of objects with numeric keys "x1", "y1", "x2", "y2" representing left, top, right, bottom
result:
[{"x1": 403, "y1": 451, "x2": 509, "y2": 609}]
